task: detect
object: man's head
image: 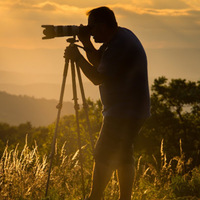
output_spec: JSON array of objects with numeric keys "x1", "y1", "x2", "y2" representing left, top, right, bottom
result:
[{"x1": 87, "y1": 6, "x2": 118, "y2": 43}]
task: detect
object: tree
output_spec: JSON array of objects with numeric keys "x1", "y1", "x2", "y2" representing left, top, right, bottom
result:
[{"x1": 139, "y1": 77, "x2": 200, "y2": 168}]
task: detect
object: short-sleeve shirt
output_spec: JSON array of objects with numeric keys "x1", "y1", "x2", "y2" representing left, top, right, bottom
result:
[{"x1": 97, "y1": 27, "x2": 150, "y2": 119}]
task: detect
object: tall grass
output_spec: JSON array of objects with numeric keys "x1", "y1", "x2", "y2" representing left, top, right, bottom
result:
[
  {"x1": 0, "y1": 137, "x2": 200, "y2": 200},
  {"x1": 0, "y1": 136, "x2": 47, "y2": 199},
  {"x1": 0, "y1": 137, "x2": 91, "y2": 200},
  {"x1": 131, "y1": 139, "x2": 200, "y2": 200}
]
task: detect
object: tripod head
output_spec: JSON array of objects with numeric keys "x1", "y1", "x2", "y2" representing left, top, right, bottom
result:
[
  {"x1": 66, "y1": 36, "x2": 86, "y2": 52},
  {"x1": 66, "y1": 36, "x2": 79, "y2": 45}
]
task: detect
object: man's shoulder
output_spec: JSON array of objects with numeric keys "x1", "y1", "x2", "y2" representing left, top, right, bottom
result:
[
  {"x1": 111, "y1": 27, "x2": 141, "y2": 48},
  {"x1": 118, "y1": 27, "x2": 133, "y2": 34},
  {"x1": 118, "y1": 27, "x2": 137, "y2": 39}
]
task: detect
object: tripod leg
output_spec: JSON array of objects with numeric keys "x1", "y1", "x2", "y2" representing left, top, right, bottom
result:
[
  {"x1": 76, "y1": 64, "x2": 95, "y2": 152},
  {"x1": 71, "y1": 59, "x2": 86, "y2": 199},
  {"x1": 45, "y1": 58, "x2": 69, "y2": 197},
  {"x1": 76, "y1": 64, "x2": 106, "y2": 200}
]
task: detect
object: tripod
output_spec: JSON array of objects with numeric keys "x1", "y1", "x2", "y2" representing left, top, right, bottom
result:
[{"x1": 45, "y1": 37, "x2": 94, "y2": 200}]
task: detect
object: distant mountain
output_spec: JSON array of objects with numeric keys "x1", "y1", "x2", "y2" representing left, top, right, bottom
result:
[
  {"x1": 0, "y1": 81, "x2": 100, "y2": 102},
  {"x1": 1, "y1": 48, "x2": 200, "y2": 101},
  {"x1": 0, "y1": 91, "x2": 74, "y2": 126}
]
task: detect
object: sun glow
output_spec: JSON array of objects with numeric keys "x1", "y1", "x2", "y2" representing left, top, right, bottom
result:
[{"x1": 0, "y1": 0, "x2": 200, "y2": 100}]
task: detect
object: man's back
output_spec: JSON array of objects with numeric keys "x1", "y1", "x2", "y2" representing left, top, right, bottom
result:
[{"x1": 98, "y1": 27, "x2": 150, "y2": 119}]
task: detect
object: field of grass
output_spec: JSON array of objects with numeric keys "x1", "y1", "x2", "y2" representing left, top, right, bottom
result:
[{"x1": 1, "y1": 137, "x2": 200, "y2": 200}]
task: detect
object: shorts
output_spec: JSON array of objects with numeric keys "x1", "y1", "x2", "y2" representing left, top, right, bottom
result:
[{"x1": 94, "y1": 116, "x2": 144, "y2": 168}]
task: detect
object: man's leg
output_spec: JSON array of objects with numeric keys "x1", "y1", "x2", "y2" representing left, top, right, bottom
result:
[
  {"x1": 88, "y1": 161, "x2": 114, "y2": 200},
  {"x1": 117, "y1": 163, "x2": 135, "y2": 200},
  {"x1": 117, "y1": 119, "x2": 144, "y2": 200}
]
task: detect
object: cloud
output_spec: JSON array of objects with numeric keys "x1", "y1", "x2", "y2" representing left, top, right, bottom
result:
[
  {"x1": 0, "y1": 0, "x2": 200, "y2": 49},
  {"x1": 109, "y1": 3, "x2": 200, "y2": 49},
  {"x1": 181, "y1": 0, "x2": 200, "y2": 9},
  {"x1": 34, "y1": 2, "x2": 58, "y2": 11},
  {"x1": 0, "y1": 1, "x2": 93, "y2": 49},
  {"x1": 0, "y1": 1, "x2": 89, "y2": 31},
  {"x1": 131, "y1": 0, "x2": 188, "y2": 9},
  {"x1": 110, "y1": 3, "x2": 196, "y2": 16},
  {"x1": 33, "y1": 1, "x2": 87, "y2": 13},
  {"x1": 0, "y1": 0, "x2": 200, "y2": 86},
  {"x1": 3, "y1": 1, "x2": 88, "y2": 19}
]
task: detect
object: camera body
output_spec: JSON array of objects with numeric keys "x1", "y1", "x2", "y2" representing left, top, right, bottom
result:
[{"x1": 41, "y1": 25, "x2": 88, "y2": 39}]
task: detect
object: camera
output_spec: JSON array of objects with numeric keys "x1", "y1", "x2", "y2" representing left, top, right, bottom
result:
[{"x1": 41, "y1": 25, "x2": 89, "y2": 39}]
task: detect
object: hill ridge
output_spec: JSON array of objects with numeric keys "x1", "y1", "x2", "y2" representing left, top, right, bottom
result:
[{"x1": 0, "y1": 91, "x2": 74, "y2": 126}]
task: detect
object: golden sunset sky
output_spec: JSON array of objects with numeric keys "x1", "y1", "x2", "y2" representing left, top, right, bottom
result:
[{"x1": 0, "y1": 0, "x2": 200, "y2": 100}]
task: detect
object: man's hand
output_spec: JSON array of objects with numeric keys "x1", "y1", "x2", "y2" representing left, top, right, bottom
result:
[
  {"x1": 77, "y1": 25, "x2": 101, "y2": 66},
  {"x1": 64, "y1": 45, "x2": 83, "y2": 62},
  {"x1": 78, "y1": 24, "x2": 91, "y2": 45}
]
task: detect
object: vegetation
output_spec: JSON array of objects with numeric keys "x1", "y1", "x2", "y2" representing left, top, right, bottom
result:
[{"x1": 0, "y1": 77, "x2": 199, "y2": 199}]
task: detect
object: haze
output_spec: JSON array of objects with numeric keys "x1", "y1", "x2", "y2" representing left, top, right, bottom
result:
[{"x1": 0, "y1": 0, "x2": 200, "y2": 101}]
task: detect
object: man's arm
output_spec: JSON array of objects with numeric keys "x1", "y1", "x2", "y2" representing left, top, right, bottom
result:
[
  {"x1": 78, "y1": 28, "x2": 102, "y2": 66},
  {"x1": 82, "y1": 40, "x2": 102, "y2": 66},
  {"x1": 65, "y1": 45, "x2": 104, "y2": 85},
  {"x1": 76, "y1": 55, "x2": 104, "y2": 85}
]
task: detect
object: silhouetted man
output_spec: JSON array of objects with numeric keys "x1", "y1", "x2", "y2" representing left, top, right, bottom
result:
[{"x1": 65, "y1": 6, "x2": 150, "y2": 200}]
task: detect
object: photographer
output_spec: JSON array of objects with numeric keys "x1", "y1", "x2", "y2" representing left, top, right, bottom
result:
[{"x1": 65, "y1": 6, "x2": 150, "y2": 200}]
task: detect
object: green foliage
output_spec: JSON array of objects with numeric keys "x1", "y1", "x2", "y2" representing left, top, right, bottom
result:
[
  {"x1": 0, "y1": 122, "x2": 49, "y2": 156},
  {"x1": 138, "y1": 77, "x2": 200, "y2": 167},
  {"x1": 0, "y1": 77, "x2": 200, "y2": 199}
]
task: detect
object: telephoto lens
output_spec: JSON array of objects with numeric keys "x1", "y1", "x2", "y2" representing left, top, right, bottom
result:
[{"x1": 41, "y1": 25, "x2": 88, "y2": 39}]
